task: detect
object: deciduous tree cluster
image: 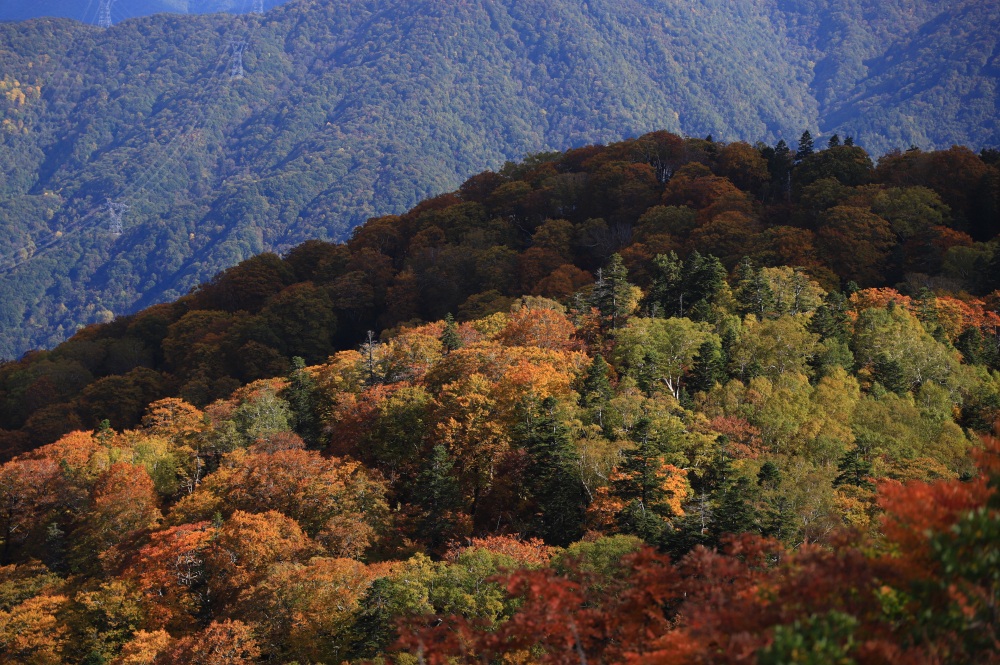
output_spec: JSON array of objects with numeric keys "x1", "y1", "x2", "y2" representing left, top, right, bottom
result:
[
  {"x1": 2, "y1": 133, "x2": 997, "y2": 457},
  {"x1": 0, "y1": 134, "x2": 997, "y2": 662}
]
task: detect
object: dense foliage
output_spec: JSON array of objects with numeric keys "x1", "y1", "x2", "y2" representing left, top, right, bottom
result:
[
  {"x1": 1, "y1": 0, "x2": 998, "y2": 356},
  {"x1": 0, "y1": 0, "x2": 284, "y2": 25},
  {"x1": 0, "y1": 132, "x2": 997, "y2": 662},
  {"x1": 1, "y1": 131, "x2": 997, "y2": 455},
  {"x1": 0, "y1": 288, "x2": 997, "y2": 662}
]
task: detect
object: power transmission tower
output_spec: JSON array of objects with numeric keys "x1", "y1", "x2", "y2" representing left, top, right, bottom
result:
[
  {"x1": 105, "y1": 200, "x2": 130, "y2": 236},
  {"x1": 229, "y1": 39, "x2": 247, "y2": 80},
  {"x1": 98, "y1": 0, "x2": 116, "y2": 28},
  {"x1": 251, "y1": 0, "x2": 264, "y2": 14}
]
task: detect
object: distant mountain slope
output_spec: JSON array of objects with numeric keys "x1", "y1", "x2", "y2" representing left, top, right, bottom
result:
[
  {"x1": 823, "y1": 0, "x2": 1000, "y2": 150},
  {"x1": 0, "y1": 0, "x2": 997, "y2": 358},
  {"x1": 0, "y1": 0, "x2": 287, "y2": 24}
]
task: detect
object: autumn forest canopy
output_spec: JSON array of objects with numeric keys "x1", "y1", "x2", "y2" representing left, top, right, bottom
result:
[{"x1": 0, "y1": 130, "x2": 996, "y2": 662}]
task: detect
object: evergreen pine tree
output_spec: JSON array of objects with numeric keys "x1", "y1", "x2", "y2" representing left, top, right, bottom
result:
[
  {"x1": 614, "y1": 418, "x2": 682, "y2": 545},
  {"x1": 685, "y1": 251, "x2": 727, "y2": 320},
  {"x1": 828, "y1": 134, "x2": 841, "y2": 148},
  {"x1": 834, "y1": 447, "x2": 875, "y2": 490},
  {"x1": 720, "y1": 326, "x2": 738, "y2": 381},
  {"x1": 648, "y1": 251, "x2": 685, "y2": 317},
  {"x1": 689, "y1": 339, "x2": 726, "y2": 393},
  {"x1": 987, "y1": 249, "x2": 1000, "y2": 292},
  {"x1": 412, "y1": 445, "x2": 465, "y2": 551},
  {"x1": 809, "y1": 291, "x2": 855, "y2": 376},
  {"x1": 648, "y1": 250, "x2": 726, "y2": 320},
  {"x1": 914, "y1": 288, "x2": 939, "y2": 328},
  {"x1": 664, "y1": 509, "x2": 711, "y2": 560},
  {"x1": 768, "y1": 139, "x2": 793, "y2": 200},
  {"x1": 347, "y1": 578, "x2": 400, "y2": 660},
  {"x1": 582, "y1": 354, "x2": 613, "y2": 402},
  {"x1": 591, "y1": 253, "x2": 634, "y2": 330},
  {"x1": 757, "y1": 461, "x2": 781, "y2": 487},
  {"x1": 795, "y1": 130, "x2": 815, "y2": 161},
  {"x1": 873, "y1": 353, "x2": 908, "y2": 395},
  {"x1": 713, "y1": 476, "x2": 759, "y2": 537},
  {"x1": 700, "y1": 436, "x2": 735, "y2": 490},
  {"x1": 734, "y1": 258, "x2": 775, "y2": 318},
  {"x1": 580, "y1": 354, "x2": 614, "y2": 432},
  {"x1": 96, "y1": 419, "x2": 113, "y2": 445},
  {"x1": 441, "y1": 313, "x2": 462, "y2": 353},
  {"x1": 756, "y1": 462, "x2": 795, "y2": 543},
  {"x1": 285, "y1": 356, "x2": 321, "y2": 447},
  {"x1": 667, "y1": 438, "x2": 759, "y2": 555},
  {"x1": 956, "y1": 327, "x2": 985, "y2": 366},
  {"x1": 809, "y1": 292, "x2": 851, "y2": 343},
  {"x1": 518, "y1": 397, "x2": 587, "y2": 546}
]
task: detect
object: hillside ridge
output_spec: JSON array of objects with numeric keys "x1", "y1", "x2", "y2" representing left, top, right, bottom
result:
[{"x1": 0, "y1": 0, "x2": 998, "y2": 357}]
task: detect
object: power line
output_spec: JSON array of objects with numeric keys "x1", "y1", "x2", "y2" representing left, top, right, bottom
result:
[
  {"x1": 251, "y1": 0, "x2": 264, "y2": 15},
  {"x1": 0, "y1": 15, "x2": 264, "y2": 275}
]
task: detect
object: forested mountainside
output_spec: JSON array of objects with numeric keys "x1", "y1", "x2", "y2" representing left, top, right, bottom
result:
[
  {"x1": 0, "y1": 0, "x2": 287, "y2": 24},
  {"x1": 1, "y1": 0, "x2": 999, "y2": 358},
  {"x1": 0, "y1": 135, "x2": 998, "y2": 663},
  {"x1": 2, "y1": 130, "x2": 999, "y2": 453}
]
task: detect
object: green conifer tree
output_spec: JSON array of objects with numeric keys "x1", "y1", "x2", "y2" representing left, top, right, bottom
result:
[
  {"x1": 685, "y1": 251, "x2": 727, "y2": 321},
  {"x1": 581, "y1": 354, "x2": 613, "y2": 402},
  {"x1": 809, "y1": 292, "x2": 855, "y2": 376},
  {"x1": 734, "y1": 258, "x2": 775, "y2": 319},
  {"x1": 580, "y1": 354, "x2": 614, "y2": 432},
  {"x1": 647, "y1": 250, "x2": 725, "y2": 319},
  {"x1": 720, "y1": 326, "x2": 739, "y2": 381},
  {"x1": 285, "y1": 356, "x2": 321, "y2": 447},
  {"x1": 518, "y1": 397, "x2": 587, "y2": 546},
  {"x1": 873, "y1": 353, "x2": 908, "y2": 395},
  {"x1": 614, "y1": 419, "x2": 682, "y2": 545},
  {"x1": 413, "y1": 445, "x2": 465, "y2": 551},
  {"x1": 914, "y1": 288, "x2": 939, "y2": 328},
  {"x1": 96, "y1": 419, "x2": 113, "y2": 445},
  {"x1": 809, "y1": 292, "x2": 851, "y2": 343},
  {"x1": 834, "y1": 447, "x2": 875, "y2": 490},
  {"x1": 713, "y1": 476, "x2": 760, "y2": 537},
  {"x1": 689, "y1": 339, "x2": 726, "y2": 393},
  {"x1": 756, "y1": 461, "x2": 795, "y2": 542},
  {"x1": 441, "y1": 313, "x2": 462, "y2": 353},
  {"x1": 956, "y1": 327, "x2": 985, "y2": 366},
  {"x1": 768, "y1": 139, "x2": 793, "y2": 200},
  {"x1": 591, "y1": 253, "x2": 634, "y2": 330},
  {"x1": 647, "y1": 251, "x2": 685, "y2": 316},
  {"x1": 667, "y1": 438, "x2": 758, "y2": 556},
  {"x1": 796, "y1": 130, "x2": 815, "y2": 161}
]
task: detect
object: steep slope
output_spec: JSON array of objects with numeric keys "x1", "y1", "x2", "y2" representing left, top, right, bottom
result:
[
  {"x1": 0, "y1": 0, "x2": 816, "y2": 357},
  {"x1": 0, "y1": 137, "x2": 995, "y2": 665},
  {"x1": 1, "y1": 130, "x2": 996, "y2": 453},
  {"x1": 823, "y1": 0, "x2": 1000, "y2": 150},
  {"x1": 0, "y1": 0, "x2": 285, "y2": 24},
  {"x1": 0, "y1": 0, "x2": 998, "y2": 358}
]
